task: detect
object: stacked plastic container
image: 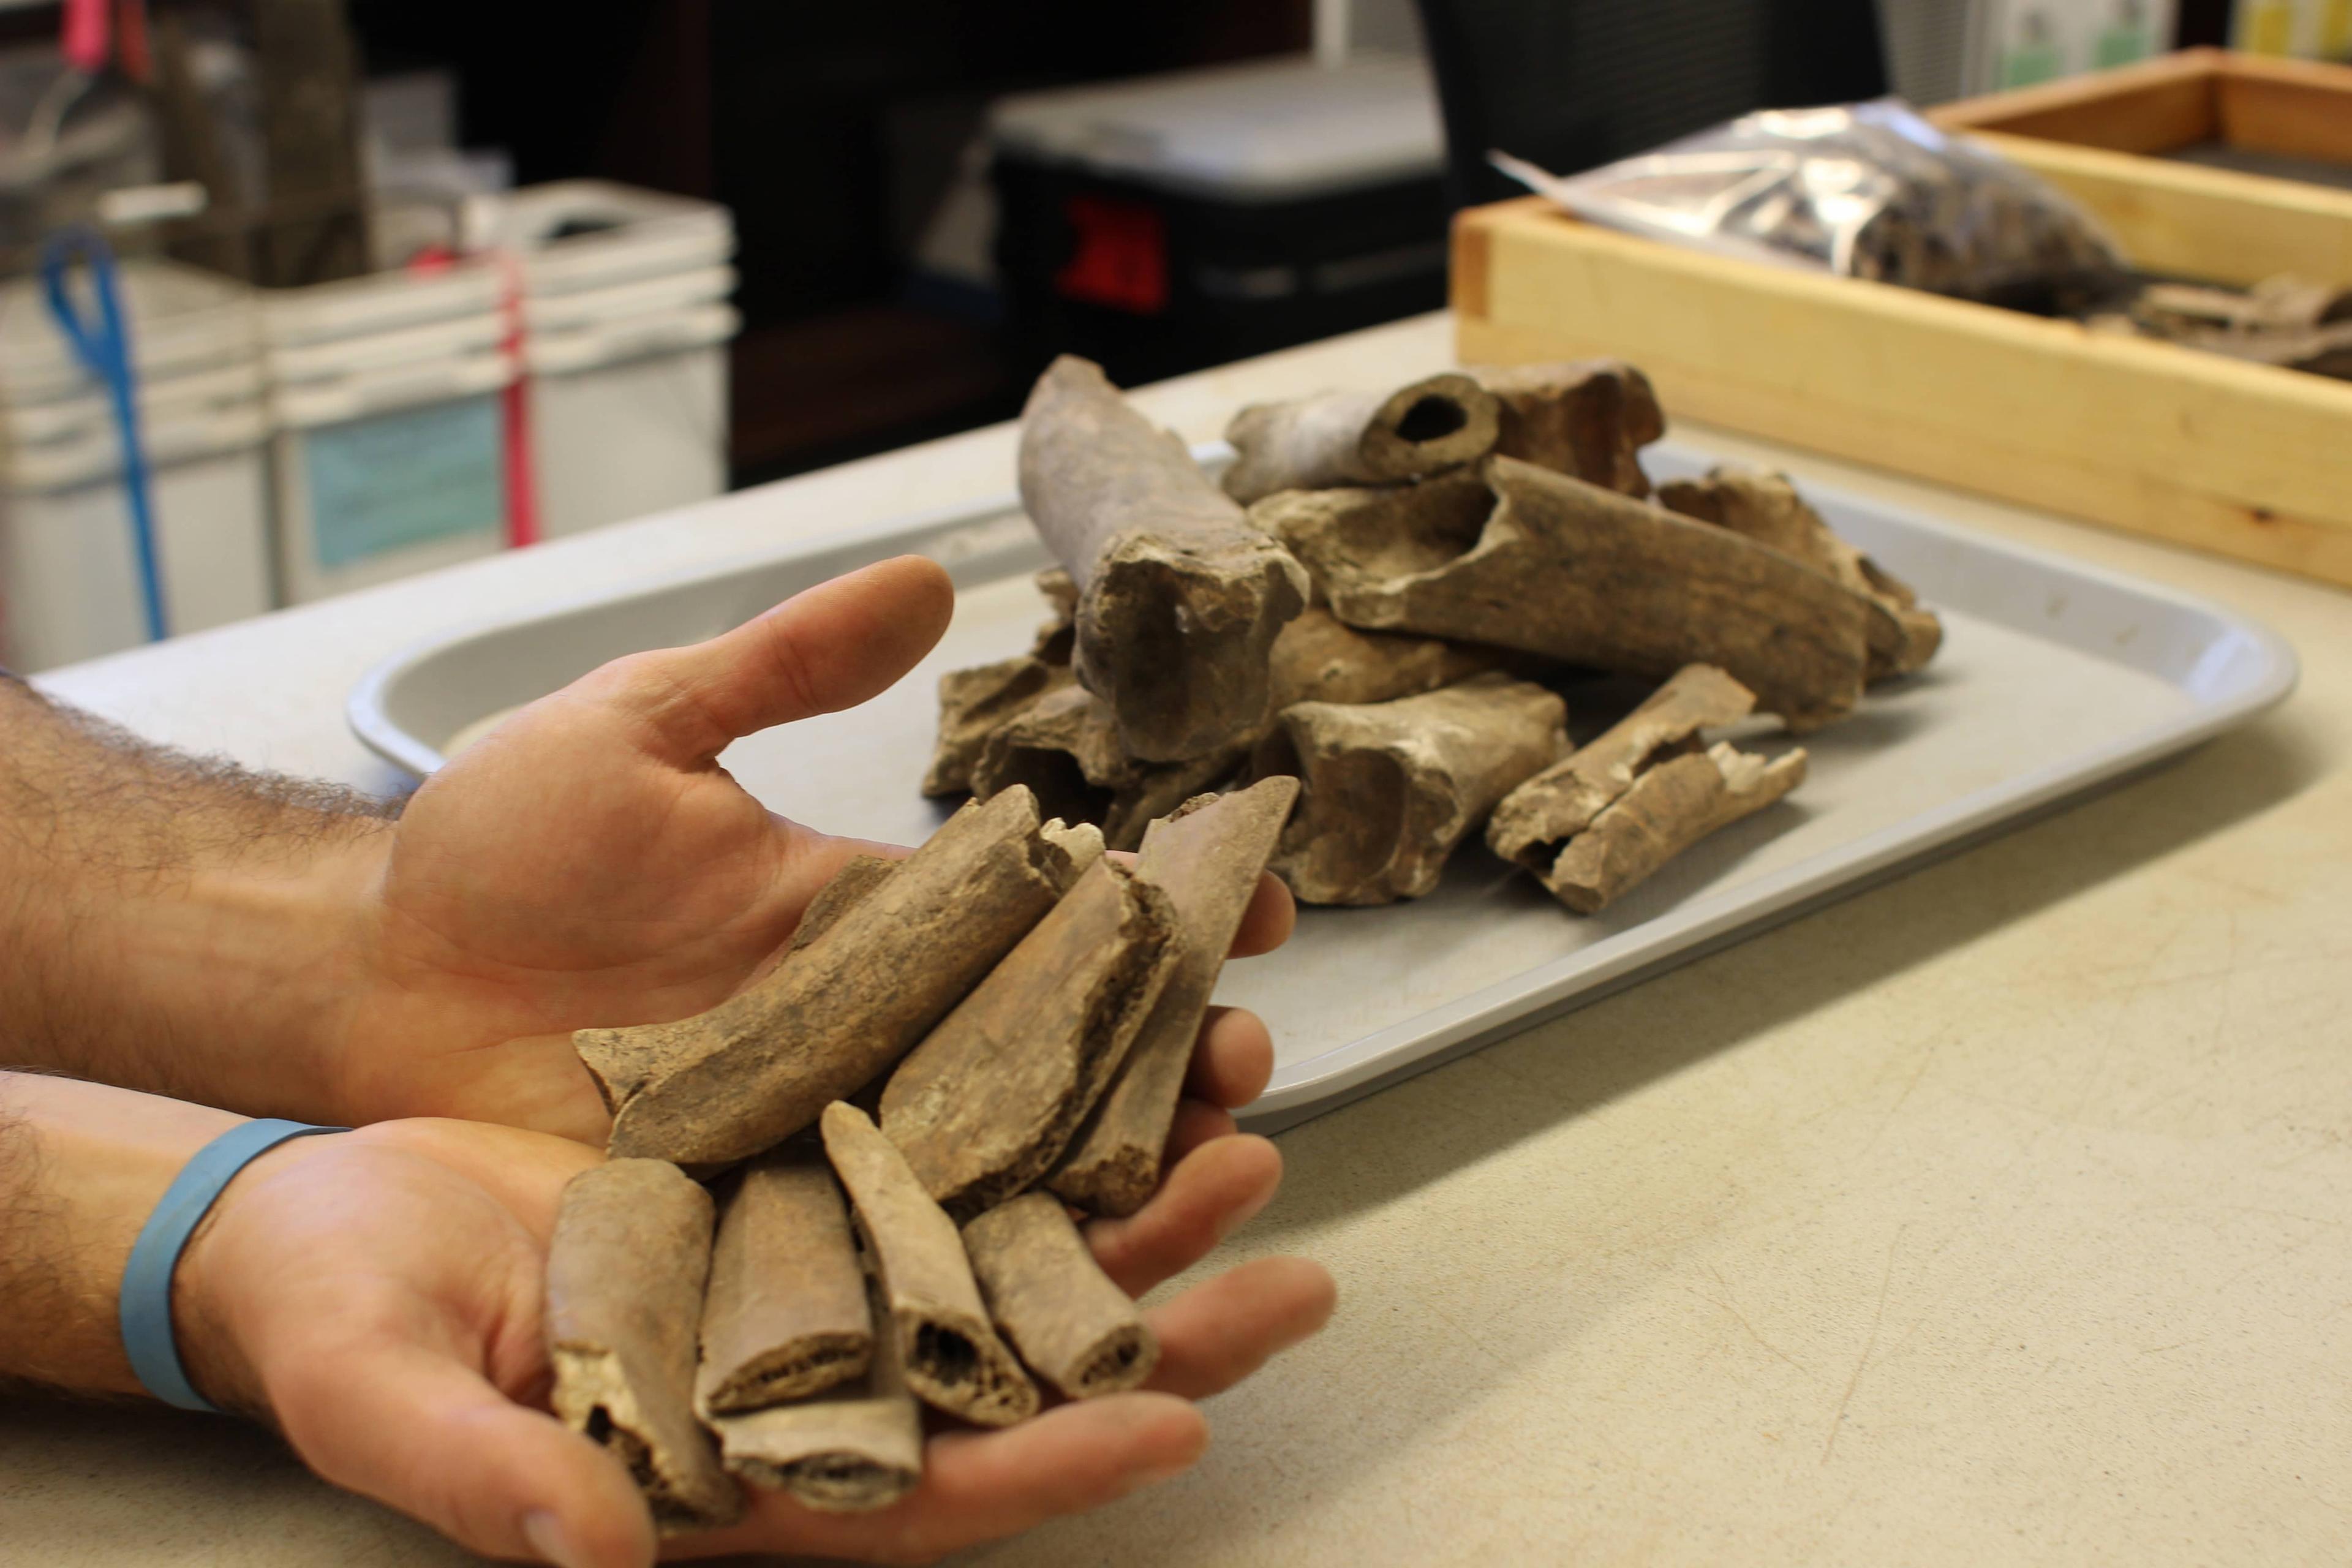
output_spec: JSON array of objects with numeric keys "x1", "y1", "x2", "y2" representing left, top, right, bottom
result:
[
  {"x1": 0, "y1": 261, "x2": 273, "y2": 671},
  {"x1": 496, "y1": 181, "x2": 737, "y2": 539}
]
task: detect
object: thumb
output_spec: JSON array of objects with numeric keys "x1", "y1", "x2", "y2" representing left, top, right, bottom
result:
[
  {"x1": 272, "y1": 1336, "x2": 657, "y2": 1568},
  {"x1": 595, "y1": 554, "x2": 954, "y2": 764}
]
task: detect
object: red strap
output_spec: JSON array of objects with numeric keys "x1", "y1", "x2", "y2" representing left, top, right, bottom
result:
[{"x1": 497, "y1": 252, "x2": 539, "y2": 548}]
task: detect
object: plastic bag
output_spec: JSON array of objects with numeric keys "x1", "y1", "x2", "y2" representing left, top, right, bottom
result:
[{"x1": 1492, "y1": 100, "x2": 2129, "y2": 311}]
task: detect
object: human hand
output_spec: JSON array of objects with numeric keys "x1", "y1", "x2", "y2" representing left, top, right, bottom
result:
[
  {"x1": 179, "y1": 1117, "x2": 1335, "y2": 1567},
  {"x1": 330, "y1": 556, "x2": 1294, "y2": 1143}
]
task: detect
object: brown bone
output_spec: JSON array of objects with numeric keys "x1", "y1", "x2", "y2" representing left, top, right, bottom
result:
[
  {"x1": 1252, "y1": 673, "x2": 1567, "y2": 907},
  {"x1": 708, "y1": 1278, "x2": 923, "y2": 1515},
  {"x1": 1220, "y1": 372, "x2": 1502, "y2": 504},
  {"x1": 1050, "y1": 778, "x2": 1298, "y2": 1216},
  {"x1": 1268, "y1": 606, "x2": 1500, "y2": 710},
  {"x1": 963, "y1": 1193, "x2": 1158, "y2": 1398},
  {"x1": 923, "y1": 654, "x2": 1074, "y2": 797},
  {"x1": 970, "y1": 684, "x2": 1243, "y2": 853},
  {"x1": 880, "y1": 856, "x2": 1180, "y2": 1218},
  {"x1": 546, "y1": 1160, "x2": 740, "y2": 1532},
  {"x1": 696, "y1": 1153, "x2": 871, "y2": 1415},
  {"x1": 1474, "y1": 359, "x2": 1664, "y2": 497},
  {"x1": 1257, "y1": 457, "x2": 1901, "y2": 731},
  {"x1": 1656, "y1": 466, "x2": 1941, "y2": 677},
  {"x1": 821, "y1": 1102, "x2": 1039, "y2": 1427},
  {"x1": 580, "y1": 786, "x2": 1099, "y2": 1166},
  {"x1": 1019, "y1": 355, "x2": 1309, "y2": 761},
  {"x1": 1488, "y1": 664, "x2": 1806, "y2": 913}
]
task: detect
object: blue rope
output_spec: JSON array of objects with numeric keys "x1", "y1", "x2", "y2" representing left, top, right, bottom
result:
[{"x1": 41, "y1": 227, "x2": 167, "y2": 643}]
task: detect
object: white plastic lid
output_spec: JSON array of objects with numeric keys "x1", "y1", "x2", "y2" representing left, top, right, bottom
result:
[
  {"x1": 272, "y1": 347, "x2": 514, "y2": 429},
  {"x1": 259, "y1": 260, "x2": 505, "y2": 350},
  {"x1": 987, "y1": 53, "x2": 1445, "y2": 202},
  {"x1": 491, "y1": 180, "x2": 735, "y2": 298},
  {"x1": 268, "y1": 309, "x2": 508, "y2": 386},
  {"x1": 522, "y1": 265, "x2": 734, "y2": 334},
  {"x1": 0, "y1": 396, "x2": 270, "y2": 491},
  {"x1": 523, "y1": 302, "x2": 739, "y2": 375},
  {"x1": 0, "y1": 260, "x2": 258, "y2": 407},
  {"x1": 1, "y1": 357, "x2": 266, "y2": 447}
]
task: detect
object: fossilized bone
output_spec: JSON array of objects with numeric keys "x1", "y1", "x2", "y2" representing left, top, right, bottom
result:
[
  {"x1": 963, "y1": 1193, "x2": 1157, "y2": 1398},
  {"x1": 708, "y1": 1278, "x2": 922, "y2": 1514},
  {"x1": 1032, "y1": 567, "x2": 1077, "y2": 663},
  {"x1": 1257, "y1": 457, "x2": 1900, "y2": 731},
  {"x1": 1656, "y1": 466, "x2": 1940, "y2": 677},
  {"x1": 969, "y1": 684, "x2": 1243, "y2": 853},
  {"x1": 1050, "y1": 778, "x2": 1298, "y2": 1216},
  {"x1": 696, "y1": 1154, "x2": 871, "y2": 1415},
  {"x1": 546, "y1": 1159, "x2": 739, "y2": 1532},
  {"x1": 1474, "y1": 359, "x2": 1664, "y2": 497},
  {"x1": 580, "y1": 787, "x2": 1101, "y2": 1166},
  {"x1": 1019, "y1": 355, "x2": 1309, "y2": 762},
  {"x1": 1487, "y1": 663, "x2": 1806, "y2": 913},
  {"x1": 1220, "y1": 372, "x2": 1501, "y2": 504},
  {"x1": 820, "y1": 1102, "x2": 1038, "y2": 1426},
  {"x1": 880, "y1": 856, "x2": 1180, "y2": 1218},
  {"x1": 1267, "y1": 606, "x2": 1499, "y2": 710},
  {"x1": 1251, "y1": 673, "x2": 1567, "y2": 906},
  {"x1": 924, "y1": 654, "x2": 1075, "y2": 797}
]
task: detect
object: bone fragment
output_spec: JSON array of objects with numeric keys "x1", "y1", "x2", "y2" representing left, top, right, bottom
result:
[
  {"x1": 924, "y1": 654, "x2": 1075, "y2": 796},
  {"x1": 696, "y1": 1154, "x2": 871, "y2": 1415},
  {"x1": 1251, "y1": 673, "x2": 1566, "y2": 906},
  {"x1": 787, "y1": 855, "x2": 899, "y2": 957},
  {"x1": 1474, "y1": 359, "x2": 1664, "y2": 497},
  {"x1": 546, "y1": 1159, "x2": 739, "y2": 1532},
  {"x1": 880, "y1": 856, "x2": 1180, "y2": 1218},
  {"x1": 821, "y1": 1102, "x2": 1038, "y2": 1426},
  {"x1": 1257, "y1": 457, "x2": 1900, "y2": 731},
  {"x1": 964, "y1": 1193, "x2": 1158, "y2": 1398},
  {"x1": 1032, "y1": 568, "x2": 1077, "y2": 663},
  {"x1": 1656, "y1": 466, "x2": 1941, "y2": 677},
  {"x1": 1268, "y1": 606, "x2": 1499, "y2": 710},
  {"x1": 709, "y1": 1278, "x2": 922, "y2": 1513},
  {"x1": 1487, "y1": 664, "x2": 1806, "y2": 913},
  {"x1": 970, "y1": 683, "x2": 1243, "y2": 852},
  {"x1": 1220, "y1": 372, "x2": 1502, "y2": 504},
  {"x1": 581, "y1": 787, "x2": 1099, "y2": 1166},
  {"x1": 1050, "y1": 777, "x2": 1298, "y2": 1216},
  {"x1": 1019, "y1": 355, "x2": 1309, "y2": 761}
]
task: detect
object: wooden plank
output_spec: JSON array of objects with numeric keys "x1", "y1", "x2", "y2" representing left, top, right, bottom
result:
[
  {"x1": 1972, "y1": 131, "x2": 2352, "y2": 285},
  {"x1": 1449, "y1": 202, "x2": 2352, "y2": 587},
  {"x1": 1929, "y1": 48, "x2": 2218, "y2": 152},
  {"x1": 2215, "y1": 56, "x2": 2352, "y2": 165}
]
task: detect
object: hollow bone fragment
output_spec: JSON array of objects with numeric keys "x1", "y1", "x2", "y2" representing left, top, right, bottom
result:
[
  {"x1": 581, "y1": 787, "x2": 1099, "y2": 1166},
  {"x1": 1221, "y1": 372, "x2": 1502, "y2": 504},
  {"x1": 1487, "y1": 663, "x2": 1806, "y2": 913},
  {"x1": 965, "y1": 1193, "x2": 1158, "y2": 1398},
  {"x1": 971, "y1": 684, "x2": 1242, "y2": 853},
  {"x1": 924, "y1": 654, "x2": 1075, "y2": 797},
  {"x1": 1474, "y1": 359, "x2": 1664, "y2": 497},
  {"x1": 1656, "y1": 466, "x2": 1940, "y2": 677},
  {"x1": 709, "y1": 1278, "x2": 922, "y2": 1514},
  {"x1": 1253, "y1": 673, "x2": 1567, "y2": 907},
  {"x1": 696, "y1": 1153, "x2": 871, "y2": 1415},
  {"x1": 1050, "y1": 777, "x2": 1298, "y2": 1216},
  {"x1": 881, "y1": 856, "x2": 1180, "y2": 1218},
  {"x1": 1258, "y1": 458, "x2": 1901, "y2": 731},
  {"x1": 546, "y1": 1159, "x2": 740, "y2": 1532},
  {"x1": 821, "y1": 1102, "x2": 1039, "y2": 1427},
  {"x1": 1019, "y1": 355, "x2": 1309, "y2": 761}
]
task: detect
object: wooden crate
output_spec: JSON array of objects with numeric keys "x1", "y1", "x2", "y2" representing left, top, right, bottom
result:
[{"x1": 1452, "y1": 81, "x2": 2352, "y2": 586}]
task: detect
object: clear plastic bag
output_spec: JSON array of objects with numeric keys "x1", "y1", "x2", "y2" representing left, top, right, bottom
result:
[{"x1": 1492, "y1": 100, "x2": 2130, "y2": 311}]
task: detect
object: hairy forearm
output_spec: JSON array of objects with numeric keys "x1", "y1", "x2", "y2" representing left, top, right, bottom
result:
[{"x1": 0, "y1": 678, "x2": 395, "y2": 1115}]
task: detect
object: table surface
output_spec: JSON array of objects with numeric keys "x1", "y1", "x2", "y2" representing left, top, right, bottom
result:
[{"x1": 7, "y1": 313, "x2": 2350, "y2": 1568}]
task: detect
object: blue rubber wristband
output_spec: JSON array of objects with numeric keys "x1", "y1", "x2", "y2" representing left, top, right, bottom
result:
[{"x1": 119, "y1": 1118, "x2": 343, "y2": 1412}]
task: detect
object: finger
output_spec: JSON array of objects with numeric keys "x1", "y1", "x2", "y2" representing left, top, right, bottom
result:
[
  {"x1": 1164, "y1": 1098, "x2": 1238, "y2": 1163},
  {"x1": 273, "y1": 1336, "x2": 655, "y2": 1568},
  {"x1": 598, "y1": 556, "x2": 955, "y2": 762},
  {"x1": 1142, "y1": 1256, "x2": 1337, "y2": 1401},
  {"x1": 1085, "y1": 1134, "x2": 1282, "y2": 1298},
  {"x1": 680, "y1": 1394, "x2": 1206, "y2": 1564},
  {"x1": 1226, "y1": 872, "x2": 1295, "y2": 959},
  {"x1": 1183, "y1": 1006, "x2": 1273, "y2": 1110}
]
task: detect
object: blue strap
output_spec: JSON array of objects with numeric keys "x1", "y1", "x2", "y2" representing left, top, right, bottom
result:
[{"x1": 119, "y1": 1118, "x2": 342, "y2": 1413}]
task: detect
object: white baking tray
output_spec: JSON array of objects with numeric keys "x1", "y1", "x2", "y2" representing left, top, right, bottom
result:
[{"x1": 349, "y1": 441, "x2": 2298, "y2": 1132}]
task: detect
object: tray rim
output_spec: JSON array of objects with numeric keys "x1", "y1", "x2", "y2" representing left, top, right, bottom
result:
[{"x1": 347, "y1": 442, "x2": 2301, "y2": 1128}]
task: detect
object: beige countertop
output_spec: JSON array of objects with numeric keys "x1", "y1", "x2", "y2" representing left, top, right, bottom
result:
[{"x1": 6, "y1": 314, "x2": 2349, "y2": 1567}]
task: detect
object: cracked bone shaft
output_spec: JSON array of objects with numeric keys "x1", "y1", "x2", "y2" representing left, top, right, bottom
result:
[
  {"x1": 696, "y1": 1153, "x2": 871, "y2": 1415},
  {"x1": 546, "y1": 1159, "x2": 740, "y2": 1532},
  {"x1": 821, "y1": 1102, "x2": 1039, "y2": 1427},
  {"x1": 1267, "y1": 606, "x2": 1499, "y2": 710},
  {"x1": 1019, "y1": 355, "x2": 1309, "y2": 761},
  {"x1": 1253, "y1": 672, "x2": 1567, "y2": 906},
  {"x1": 1050, "y1": 777, "x2": 1298, "y2": 1216},
  {"x1": 709, "y1": 1276, "x2": 922, "y2": 1514},
  {"x1": 964, "y1": 1193, "x2": 1158, "y2": 1398},
  {"x1": 1220, "y1": 372, "x2": 1502, "y2": 504},
  {"x1": 1474, "y1": 359, "x2": 1664, "y2": 497}
]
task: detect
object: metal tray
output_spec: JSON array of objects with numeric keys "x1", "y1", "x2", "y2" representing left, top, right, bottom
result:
[{"x1": 349, "y1": 440, "x2": 2299, "y2": 1131}]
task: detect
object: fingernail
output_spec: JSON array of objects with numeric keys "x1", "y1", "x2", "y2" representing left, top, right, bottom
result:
[{"x1": 522, "y1": 1510, "x2": 593, "y2": 1568}]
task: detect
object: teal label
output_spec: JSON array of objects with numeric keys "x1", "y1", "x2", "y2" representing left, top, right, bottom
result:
[{"x1": 306, "y1": 396, "x2": 505, "y2": 569}]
